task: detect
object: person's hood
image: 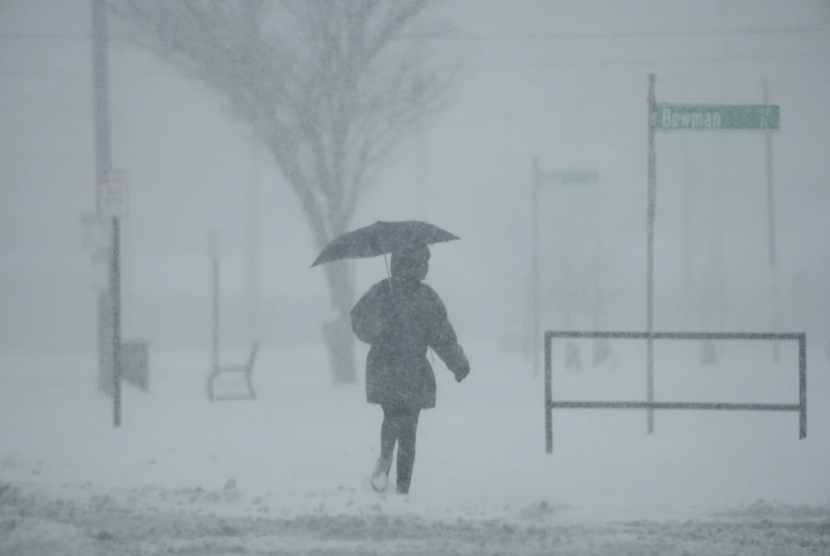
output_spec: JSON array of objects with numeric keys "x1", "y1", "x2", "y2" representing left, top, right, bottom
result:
[{"x1": 390, "y1": 244, "x2": 430, "y2": 279}]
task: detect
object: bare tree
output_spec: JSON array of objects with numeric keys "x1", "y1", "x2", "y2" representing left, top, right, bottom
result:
[{"x1": 110, "y1": 0, "x2": 458, "y2": 384}]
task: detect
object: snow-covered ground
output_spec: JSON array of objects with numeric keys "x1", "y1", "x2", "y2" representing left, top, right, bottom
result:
[{"x1": 2, "y1": 339, "x2": 829, "y2": 555}]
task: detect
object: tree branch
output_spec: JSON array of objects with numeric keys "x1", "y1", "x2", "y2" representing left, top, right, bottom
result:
[{"x1": 111, "y1": 0, "x2": 459, "y2": 247}]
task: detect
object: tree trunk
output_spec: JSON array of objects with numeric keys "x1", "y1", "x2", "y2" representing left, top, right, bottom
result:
[{"x1": 321, "y1": 259, "x2": 357, "y2": 385}]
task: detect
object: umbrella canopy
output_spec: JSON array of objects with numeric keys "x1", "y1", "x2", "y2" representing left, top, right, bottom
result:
[{"x1": 310, "y1": 220, "x2": 459, "y2": 268}]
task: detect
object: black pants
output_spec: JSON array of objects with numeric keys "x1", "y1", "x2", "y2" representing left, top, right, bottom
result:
[{"x1": 380, "y1": 404, "x2": 421, "y2": 494}]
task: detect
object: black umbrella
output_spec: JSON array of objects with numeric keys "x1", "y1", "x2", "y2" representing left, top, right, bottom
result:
[{"x1": 310, "y1": 220, "x2": 459, "y2": 268}]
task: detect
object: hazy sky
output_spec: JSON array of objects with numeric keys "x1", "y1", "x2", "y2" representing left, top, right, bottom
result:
[{"x1": 1, "y1": 0, "x2": 829, "y2": 347}]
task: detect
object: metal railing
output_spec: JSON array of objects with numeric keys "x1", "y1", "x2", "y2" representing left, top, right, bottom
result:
[{"x1": 544, "y1": 331, "x2": 807, "y2": 453}]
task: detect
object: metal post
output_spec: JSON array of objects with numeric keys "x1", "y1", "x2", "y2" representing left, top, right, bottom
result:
[
  {"x1": 212, "y1": 257, "x2": 220, "y2": 373},
  {"x1": 532, "y1": 157, "x2": 541, "y2": 376},
  {"x1": 111, "y1": 219, "x2": 121, "y2": 427},
  {"x1": 247, "y1": 143, "x2": 259, "y2": 342},
  {"x1": 715, "y1": 0, "x2": 729, "y2": 351},
  {"x1": 763, "y1": 78, "x2": 780, "y2": 363},
  {"x1": 246, "y1": 3, "x2": 260, "y2": 343},
  {"x1": 799, "y1": 334, "x2": 807, "y2": 439},
  {"x1": 92, "y1": 0, "x2": 120, "y2": 428},
  {"x1": 545, "y1": 332, "x2": 553, "y2": 453},
  {"x1": 593, "y1": 234, "x2": 601, "y2": 330},
  {"x1": 681, "y1": 76, "x2": 693, "y2": 301},
  {"x1": 522, "y1": 275, "x2": 531, "y2": 364},
  {"x1": 647, "y1": 74, "x2": 656, "y2": 434}
]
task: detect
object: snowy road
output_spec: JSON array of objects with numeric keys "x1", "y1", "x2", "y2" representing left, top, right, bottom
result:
[{"x1": 3, "y1": 480, "x2": 830, "y2": 556}]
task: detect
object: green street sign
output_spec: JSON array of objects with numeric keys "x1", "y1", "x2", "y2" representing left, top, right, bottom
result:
[
  {"x1": 540, "y1": 171, "x2": 599, "y2": 185},
  {"x1": 655, "y1": 104, "x2": 779, "y2": 131}
]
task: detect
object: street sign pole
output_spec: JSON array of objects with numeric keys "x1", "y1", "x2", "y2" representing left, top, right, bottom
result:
[
  {"x1": 247, "y1": 141, "x2": 259, "y2": 345},
  {"x1": 531, "y1": 157, "x2": 540, "y2": 376},
  {"x1": 209, "y1": 230, "x2": 223, "y2": 374},
  {"x1": 213, "y1": 256, "x2": 220, "y2": 374},
  {"x1": 110, "y1": 216, "x2": 122, "y2": 427},
  {"x1": 681, "y1": 76, "x2": 693, "y2": 302},
  {"x1": 98, "y1": 168, "x2": 128, "y2": 426},
  {"x1": 647, "y1": 74, "x2": 656, "y2": 435},
  {"x1": 762, "y1": 78, "x2": 780, "y2": 363}
]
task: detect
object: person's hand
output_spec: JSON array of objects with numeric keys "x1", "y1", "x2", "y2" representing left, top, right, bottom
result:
[{"x1": 454, "y1": 365, "x2": 470, "y2": 383}]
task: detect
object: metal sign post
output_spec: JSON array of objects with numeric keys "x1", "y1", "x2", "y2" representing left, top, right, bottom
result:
[
  {"x1": 647, "y1": 74, "x2": 657, "y2": 434},
  {"x1": 531, "y1": 157, "x2": 540, "y2": 376},
  {"x1": 99, "y1": 168, "x2": 128, "y2": 429},
  {"x1": 208, "y1": 229, "x2": 223, "y2": 374},
  {"x1": 762, "y1": 78, "x2": 780, "y2": 363}
]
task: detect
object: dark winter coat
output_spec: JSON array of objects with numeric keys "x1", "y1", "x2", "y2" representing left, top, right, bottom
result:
[{"x1": 350, "y1": 276, "x2": 469, "y2": 410}]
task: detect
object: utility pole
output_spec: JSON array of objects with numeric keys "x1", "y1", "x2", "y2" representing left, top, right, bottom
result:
[
  {"x1": 246, "y1": 1, "x2": 260, "y2": 343},
  {"x1": 92, "y1": 0, "x2": 122, "y2": 427},
  {"x1": 92, "y1": 0, "x2": 109, "y2": 219}
]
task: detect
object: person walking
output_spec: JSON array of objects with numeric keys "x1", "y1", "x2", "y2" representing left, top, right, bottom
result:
[{"x1": 350, "y1": 243, "x2": 470, "y2": 495}]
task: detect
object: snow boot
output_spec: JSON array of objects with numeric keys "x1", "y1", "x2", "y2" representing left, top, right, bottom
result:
[{"x1": 370, "y1": 456, "x2": 392, "y2": 493}]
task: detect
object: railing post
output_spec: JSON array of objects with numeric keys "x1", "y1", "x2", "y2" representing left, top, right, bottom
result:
[
  {"x1": 799, "y1": 333, "x2": 807, "y2": 439},
  {"x1": 545, "y1": 332, "x2": 553, "y2": 454}
]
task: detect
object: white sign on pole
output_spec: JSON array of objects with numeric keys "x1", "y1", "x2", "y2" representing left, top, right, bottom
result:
[{"x1": 98, "y1": 168, "x2": 129, "y2": 218}]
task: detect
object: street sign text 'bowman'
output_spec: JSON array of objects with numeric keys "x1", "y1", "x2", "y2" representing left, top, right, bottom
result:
[{"x1": 655, "y1": 104, "x2": 779, "y2": 131}]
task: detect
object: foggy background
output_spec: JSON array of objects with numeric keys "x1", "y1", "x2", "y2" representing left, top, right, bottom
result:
[{"x1": 2, "y1": 0, "x2": 829, "y2": 356}]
